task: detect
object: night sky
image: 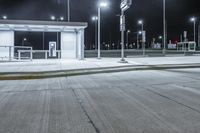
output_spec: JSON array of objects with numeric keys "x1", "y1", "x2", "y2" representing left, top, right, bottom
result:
[{"x1": 0, "y1": 0, "x2": 200, "y2": 49}]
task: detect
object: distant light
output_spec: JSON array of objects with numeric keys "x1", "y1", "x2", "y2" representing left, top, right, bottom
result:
[
  {"x1": 127, "y1": 30, "x2": 131, "y2": 33},
  {"x1": 23, "y1": 38, "x2": 27, "y2": 41},
  {"x1": 2, "y1": 15, "x2": 7, "y2": 19},
  {"x1": 190, "y1": 17, "x2": 196, "y2": 22},
  {"x1": 138, "y1": 20, "x2": 143, "y2": 25},
  {"x1": 159, "y1": 36, "x2": 162, "y2": 39},
  {"x1": 92, "y1": 16, "x2": 98, "y2": 21},
  {"x1": 138, "y1": 31, "x2": 142, "y2": 34},
  {"x1": 60, "y1": 17, "x2": 64, "y2": 21},
  {"x1": 51, "y1": 16, "x2": 55, "y2": 20},
  {"x1": 99, "y1": 1, "x2": 108, "y2": 7}
]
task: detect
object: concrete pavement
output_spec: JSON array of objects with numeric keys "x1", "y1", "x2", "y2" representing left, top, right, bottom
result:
[
  {"x1": 1, "y1": 56, "x2": 200, "y2": 73},
  {"x1": 1, "y1": 56, "x2": 200, "y2": 80},
  {"x1": 0, "y1": 68, "x2": 200, "y2": 132}
]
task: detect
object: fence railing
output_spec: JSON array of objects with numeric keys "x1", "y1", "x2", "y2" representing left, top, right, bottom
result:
[
  {"x1": 0, "y1": 46, "x2": 62, "y2": 61},
  {"x1": 18, "y1": 50, "x2": 61, "y2": 60},
  {"x1": 0, "y1": 46, "x2": 33, "y2": 61},
  {"x1": 84, "y1": 49, "x2": 200, "y2": 58}
]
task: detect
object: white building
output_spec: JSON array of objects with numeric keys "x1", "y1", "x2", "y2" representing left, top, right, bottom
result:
[{"x1": 0, "y1": 20, "x2": 87, "y2": 60}]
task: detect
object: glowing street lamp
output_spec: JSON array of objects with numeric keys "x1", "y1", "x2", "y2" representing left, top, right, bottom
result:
[
  {"x1": 2, "y1": 15, "x2": 7, "y2": 19},
  {"x1": 190, "y1": 17, "x2": 197, "y2": 43},
  {"x1": 99, "y1": 2, "x2": 108, "y2": 7},
  {"x1": 50, "y1": 16, "x2": 64, "y2": 21},
  {"x1": 22, "y1": 38, "x2": 27, "y2": 46},
  {"x1": 92, "y1": 16, "x2": 98, "y2": 21},
  {"x1": 60, "y1": 16, "x2": 64, "y2": 21},
  {"x1": 51, "y1": 16, "x2": 56, "y2": 21},
  {"x1": 97, "y1": 1, "x2": 109, "y2": 59}
]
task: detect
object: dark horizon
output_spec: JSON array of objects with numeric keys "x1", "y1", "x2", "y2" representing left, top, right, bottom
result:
[{"x1": 0, "y1": 0, "x2": 200, "y2": 49}]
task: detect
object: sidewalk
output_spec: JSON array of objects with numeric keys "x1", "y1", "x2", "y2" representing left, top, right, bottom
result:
[
  {"x1": 0, "y1": 56, "x2": 200, "y2": 73},
  {"x1": 0, "y1": 56, "x2": 200, "y2": 80}
]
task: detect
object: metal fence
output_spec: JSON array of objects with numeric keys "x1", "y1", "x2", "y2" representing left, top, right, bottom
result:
[
  {"x1": 0, "y1": 46, "x2": 62, "y2": 61},
  {"x1": 0, "y1": 46, "x2": 33, "y2": 61},
  {"x1": 19, "y1": 50, "x2": 61, "y2": 60},
  {"x1": 85, "y1": 49, "x2": 200, "y2": 58}
]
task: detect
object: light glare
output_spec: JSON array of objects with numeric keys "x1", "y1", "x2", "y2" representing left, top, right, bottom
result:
[
  {"x1": 190, "y1": 17, "x2": 196, "y2": 22},
  {"x1": 60, "y1": 17, "x2": 64, "y2": 21},
  {"x1": 138, "y1": 20, "x2": 143, "y2": 25},
  {"x1": 92, "y1": 16, "x2": 98, "y2": 21},
  {"x1": 2, "y1": 15, "x2": 7, "y2": 19},
  {"x1": 51, "y1": 16, "x2": 55, "y2": 20},
  {"x1": 99, "y1": 2, "x2": 108, "y2": 7}
]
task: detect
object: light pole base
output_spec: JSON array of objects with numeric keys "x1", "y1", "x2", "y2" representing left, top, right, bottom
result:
[
  {"x1": 97, "y1": 57, "x2": 101, "y2": 60},
  {"x1": 162, "y1": 49, "x2": 166, "y2": 55},
  {"x1": 118, "y1": 58, "x2": 128, "y2": 63}
]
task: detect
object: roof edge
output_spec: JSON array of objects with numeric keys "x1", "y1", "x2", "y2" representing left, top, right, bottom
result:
[{"x1": 0, "y1": 20, "x2": 88, "y2": 28}]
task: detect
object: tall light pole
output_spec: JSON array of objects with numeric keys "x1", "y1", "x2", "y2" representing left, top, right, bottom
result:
[
  {"x1": 92, "y1": 16, "x2": 98, "y2": 50},
  {"x1": 190, "y1": 17, "x2": 196, "y2": 43},
  {"x1": 67, "y1": 0, "x2": 70, "y2": 22},
  {"x1": 163, "y1": 0, "x2": 166, "y2": 54},
  {"x1": 126, "y1": 30, "x2": 131, "y2": 49},
  {"x1": 98, "y1": 1, "x2": 108, "y2": 59},
  {"x1": 138, "y1": 20, "x2": 145, "y2": 56}
]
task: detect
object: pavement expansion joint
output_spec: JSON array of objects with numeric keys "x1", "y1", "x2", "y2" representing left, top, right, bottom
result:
[{"x1": 71, "y1": 87, "x2": 100, "y2": 133}]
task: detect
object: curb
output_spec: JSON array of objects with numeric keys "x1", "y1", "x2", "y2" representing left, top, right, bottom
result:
[{"x1": 0, "y1": 64, "x2": 200, "y2": 80}]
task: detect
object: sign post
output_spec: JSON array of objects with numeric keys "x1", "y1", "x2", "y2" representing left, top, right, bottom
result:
[{"x1": 119, "y1": 0, "x2": 132, "y2": 63}]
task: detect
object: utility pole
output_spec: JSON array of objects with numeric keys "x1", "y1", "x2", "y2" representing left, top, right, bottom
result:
[
  {"x1": 163, "y1": 0, "x2": 166, "y2": 54},
  {"x1": 98, "y1": 7, "x2": 101, "y2": 59},
  {"x1": 119, "y1": 0, "x2": 132, "y2": 63},
  {"x1": 68, "y1": 0, "x2": 70, "y2": 22}
]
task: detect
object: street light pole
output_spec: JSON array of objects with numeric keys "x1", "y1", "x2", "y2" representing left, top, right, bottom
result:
[
  {"x1": 190, "y1": 17, "x2": 197, "y2": 43},
  {"x1": 98, "y1": 7, "x2": 101, "y2": 59},
  {"x1": 193, "y1": 19, "x2": 196, "y2": 43},
  {"x1": 163, "y1": 0, "x2": 166, "y2": 54},
  {"x1": 121, "y1": 10, "x2": 125, "y2": 61},
  {"x1": 43, "y1": 32, "x2": 45, "y2": 50},
  {"x1": 97, "y1": 2, "x2": 108, "y2": 59},
  {"x1": 68, "y1": 0, "x2": 70, "y2": 22},
  {"x1": 141, "y1": 23, "x2": 145, "y2": 56}
]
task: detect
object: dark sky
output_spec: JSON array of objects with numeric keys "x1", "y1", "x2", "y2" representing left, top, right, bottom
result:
[{"x1": 0, "y1": 0, "x2": 200, "y2": 48}]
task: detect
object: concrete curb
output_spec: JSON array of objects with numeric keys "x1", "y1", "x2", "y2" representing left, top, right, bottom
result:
[{"x1": 0, "y1": 63, "x2": 200, "y2": 80}]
